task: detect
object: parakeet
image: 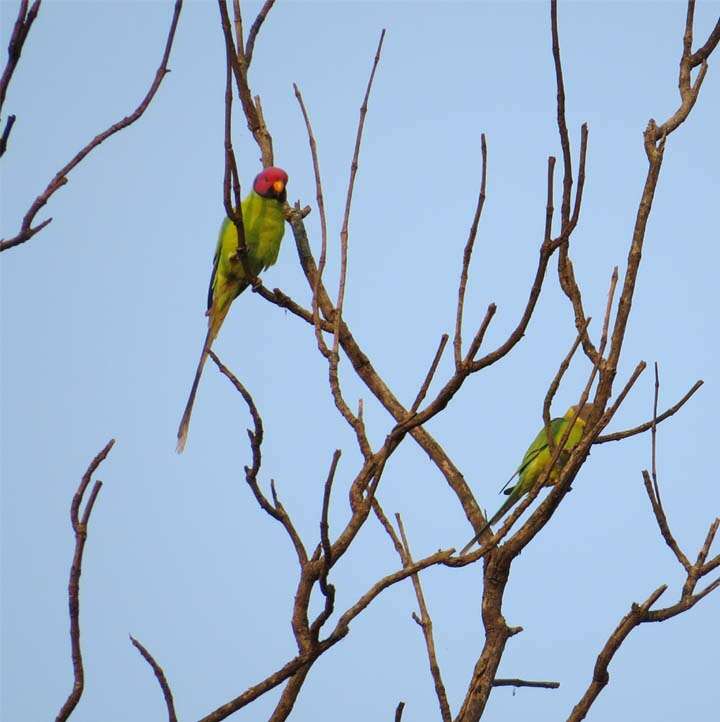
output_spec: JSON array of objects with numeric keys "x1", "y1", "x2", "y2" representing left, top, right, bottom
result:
[
  {"x1": 460, "y1": 404, "x2": 595, "y2": 553},
  {"x1": 176, "y1": 166, "x2": 288, "y2": 453}
]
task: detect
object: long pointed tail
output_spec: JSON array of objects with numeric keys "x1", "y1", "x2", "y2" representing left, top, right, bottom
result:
[
  {"x1": 459, "y1": 495, "x2": 516, "y2": 555},
  {"x1": 176, "y1": 325, "x2": 215, "y2": 453}
]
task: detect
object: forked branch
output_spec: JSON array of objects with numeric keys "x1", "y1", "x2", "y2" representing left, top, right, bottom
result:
[
  {"x1": 0, "y1": 0, "x2": 183, "y2": 252},
  {"x1": 56, "y1": 439, "x2": 115, "y2": 722}
]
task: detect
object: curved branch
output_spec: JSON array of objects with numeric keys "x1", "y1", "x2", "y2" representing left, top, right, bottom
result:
[
  {"x1": 0, "y1": 0, "x2": 183, "y2": 252},
  {"x1": 56, "y1": 439, "x2": 115, "y2": 722},
  {"x1": 129, "y1": 636, "x2": 178, "y2": 722}
]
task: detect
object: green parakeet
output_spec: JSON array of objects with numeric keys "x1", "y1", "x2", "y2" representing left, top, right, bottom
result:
[
  {"x1": 460, "y1": 404, "x2": 595, "y2": 553},
  {"x1": 176, "y1": 167, "x2": 288, "y2": 453}
]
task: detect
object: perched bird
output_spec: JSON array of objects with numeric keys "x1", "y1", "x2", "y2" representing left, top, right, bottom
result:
[
  {"x1": 460, "y1": 404, "x2": 595, "y2": 554},
  {"x1": 176, "y1": 166, "x2": 288, "y2": 453}
]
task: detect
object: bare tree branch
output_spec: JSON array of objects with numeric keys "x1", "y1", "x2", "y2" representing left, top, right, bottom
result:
[
  {"x1": 56, "y1": 439, "x2": 115, "y2": 722},
  {"x1": 454, "y1": 134, "x2": 488, "y2": 369},
  {"x1": 595, "y1": 379, "x2": 703, "y2": 444},
  {"x1": 493, "y1": 678, "x2": 560, "y2": 689},
  {"x1": 0, "y1": 0, "x2": 41, "y2": 157},
  {"x1": 129, "y1": 636, "x2": 178, "y2": 722},
  {"x1": 335, "y1": 28, "x2": 385, "y2": 351},
  {"x1": 395, "y1": 514, "x2": 452, "y2": 722},
  {"x1": 409, "y1": 334, "x2": 449, "y2": 414},
  {"x1": 245, "y1": 0, "x2": 277, "y2": 67},
  {"x1": 567, "y1": 584, "x2": 668, "y2": 722},
  {"x1": 0, "y1": 0, "x2": 183, "y2": 252},
  {"x1": 217, "y1": 0, "x2": 273, "y2": 167},
  {"x1": 210, "y1": 350, "x2": 308, "y2": 565}
]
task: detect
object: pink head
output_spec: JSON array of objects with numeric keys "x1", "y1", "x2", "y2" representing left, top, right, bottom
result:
[{"x1": 253, "y1": 166, "x2": 288, "y2": 201}]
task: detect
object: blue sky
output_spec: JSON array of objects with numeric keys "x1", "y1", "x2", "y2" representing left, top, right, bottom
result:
[{"x1": 2, "y1": 1, "x2": 719, "y2": 720}]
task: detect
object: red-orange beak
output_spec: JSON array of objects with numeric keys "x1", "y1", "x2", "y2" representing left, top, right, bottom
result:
[{"x1": 272, "y1": 179, "x2": 286, "y2": 194}]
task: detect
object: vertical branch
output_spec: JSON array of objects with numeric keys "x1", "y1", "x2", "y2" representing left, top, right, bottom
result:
[
  {"x1": 217, "y1": 0, "x2": 274, "y2": 167},
  {"x1": 550, "y1": 0, "x2": 573, "y2": 227},
  {"x1": 454, "y1": 134, "x2": 488, "y2": 368},
  {"x1": 334, "y1": 29, "x2": 386, "y2": 352},
  {"x1": 56, "y1": 439, "x2": 115, "y2": 722},
  {"x1": 395, "y1": 514, "x2": 452, "y2": 722},
  {"x1": 0, "y1": 0, "x2": 41, "y2": 156},
  {"x1": 293, "y1": 83, "x2": 330, "y2": 351}
]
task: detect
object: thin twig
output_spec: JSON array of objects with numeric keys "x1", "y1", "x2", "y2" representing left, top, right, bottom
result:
[
  {"x1": 293, "y1": 83, "x2": 329, "y2": 353},
  {"x1": 217, "y1": 0, "x2": 273, "y2": 167},
  {"x1": 493, "y1": 678, "x2": 559, "y2": 689},
  {"x1": 395, "y1": 514, "x2": 452, "y2": 722},
  {"x1": 410, "y1": 334, "x2": 449, "y2": 414},
  {"x1": 0, "y1": 113, "x2": 16, "y2": 157},
  {"x1": 314, "y1": 450, "x2": 342, "y2": 632},
  {"x1": 56, "y1": 439, "x2": 115, "y2": 722},
  {"x1": 542, "y1": 316, "x2": 592, "y2": 454},
  {"x1": 210, "y1": 351, "x2": 308, "y2": 564},
  {"x1": 596, "y1": 380, "x2": 703, "y2": 444},
  {"x1": 454, "y1": 134, "x2": 488, "y2": 369},
  {"x1": 395, "y1": 701, "x2": 406, "y2": 722},
  {"x1": 334, "y1": 29, "x2": 386, "y2": 354},
  {"x1": 1, "y1": 1, "x2": 183, "y2": 252},
  {"x1": 130, "y1": 636, "x2": 178, "y2": 722},
  {"x1": 245, "y1": 0, "x2": 277, "y2": 67},
  {"x1": 0, "y1": 0, "x2": 41, "y2": 157}
]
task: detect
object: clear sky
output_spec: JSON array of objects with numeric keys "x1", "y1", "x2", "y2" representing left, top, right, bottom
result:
[{"x1": 2, "y1": 1, "x2": 719, "y2": 720}]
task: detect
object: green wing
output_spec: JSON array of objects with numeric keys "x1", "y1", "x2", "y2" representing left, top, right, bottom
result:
[
  {"x1": 206, "y1": 223, "x2": 225, "y2": 312},
  {"x1": 503, "y1": 417, "x2": 566, "y2": 495}
]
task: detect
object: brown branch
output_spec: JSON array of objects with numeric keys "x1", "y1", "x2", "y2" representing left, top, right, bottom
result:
[
  {"x1": 56, "y1": 439, "x2": 115, "y2": 722},
  {"x1": 595, "y1": 379, "x2": 703, "y2": 444},
  {"x1": 598, "y1": 3, "x2": 719, "y2": 401},
  {"x1": 542, "y1": 316, "x2": 592, "y2": 455},
  {"x1": 454, "y1": 133, "x2": 488, "y2": 369},
  {"x1": 570, "y1": 357, "x2": 717, "y2": 720},
  {"x1": 334, "y1": 29, "x2": 386, "y2": 353},
  {"x1": 210, "y1": 351, "x2": 307, "y2": 564},
  {"x1": 198, "y1": 545, "x2": 451, "y2": 722},
  {"x1": 550, "y1": 0, "x2": 573, "y2": 227},
  {"x1": 640, "y1": 363, "x2": 692, "y2": 570},
  {"x1": 493, "y1": 678, "x2": 560, "y2": 689},
  {"x1": 395, "y1": 701, "x2": 406, "y2": 721},
  {"x1": 333, "y1": 28, "x2": 385, "y2": 356},
  {"x1": 395, "y1": 514, "x2": 452, "y2": 722},
  {"x1": 197, "y1": 635, "x2": 344, "y2": 722},
  {"x1": 0, "y1": 112, "x2": 16, "y2": 157},
  {"x1": 244, "y1": 0, "x2": 277, "y2": 67},
  {"x1": 129, "y1": 636, "x2": 178, "y2": 722},
  {"x1": 293, "y1": 83, "x2": 329, "y2": 349},
  {"x1": 285, "y1": 205, "x2": 485, "y2": 534},
  {"x1": 410, "y1": 334, "x2": 449, "y2": 414},
  {"x1": 330, "y1": 548, "x2": 454, "y2": 635},
  {"x1": 312, "y1": 450, "x2": 342, "y2": 635},
  {"x1": 217, "y1": 0, "x2": 273, "y2": 167},
  {"x1": 0, "y1": 0, "x2": 41, "y2": 157},
  {"x1": 567, "y1": 585, "x2": 668, "y2": 722},
  {"x1": 642, "y1": 471, "x2": 691, "y2": 571},
  {"x1": 293, "y1": 55, "x2": 382, "y2": 459},
  {"x1": 1, "y1": 0, "x2": 183, "y2": 252}
]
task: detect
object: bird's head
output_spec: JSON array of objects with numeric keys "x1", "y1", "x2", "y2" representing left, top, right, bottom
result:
[
  {"x1": 253, "y1": 166, "x2": 288, "y2": 202},
  {"x1": 565, "y1": 403, "x2": 596, "y2": 423}
]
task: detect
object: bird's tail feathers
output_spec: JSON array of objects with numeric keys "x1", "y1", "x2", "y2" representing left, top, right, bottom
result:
[
  {"x1": 459, "y1": 495, "x2": 517, "y2": 555},
  {"x1": 498, "y1": 469, "x2": 519, "y2": 495},
  {"x1": 176, "y1": 324, "x2": 218, "y2": 454}
]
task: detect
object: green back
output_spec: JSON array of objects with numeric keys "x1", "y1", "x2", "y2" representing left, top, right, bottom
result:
[
  {"x1": 208, "y1": 191, "x2": 285, "y2": 311},
  {"x1": 512, "y1": 415, "x2": 585, "y2": 497}
]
